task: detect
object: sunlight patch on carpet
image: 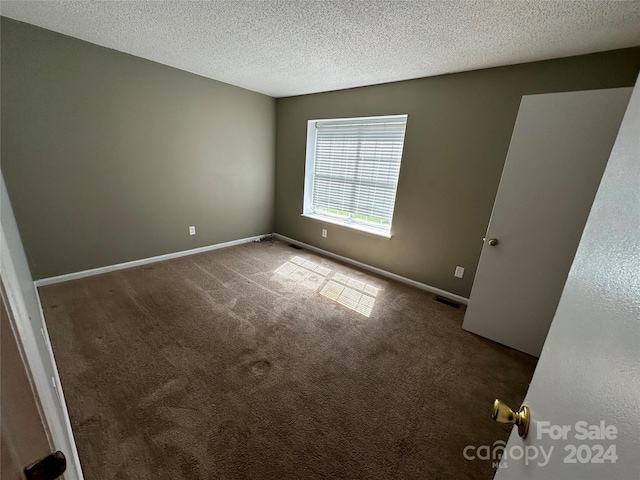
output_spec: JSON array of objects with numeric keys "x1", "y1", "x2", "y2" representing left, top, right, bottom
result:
[
  {"x1": 275, "y1": 256, "x2": 378, "y2": 317},
  {"x1": 275, "y1": 256, "x2": 329, "y2": 292},
  {"x1": 321, "y1": 274, "x2": 378, "y2": 317}
]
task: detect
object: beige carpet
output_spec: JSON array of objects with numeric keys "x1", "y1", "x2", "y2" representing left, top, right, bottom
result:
[{"x1": 40, "y1": 239, "x2": 536, "y2": 479}]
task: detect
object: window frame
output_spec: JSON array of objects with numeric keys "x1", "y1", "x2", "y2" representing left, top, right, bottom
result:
[{"x1": 302, "y1": 114, "x2": 408, "y2": 238}]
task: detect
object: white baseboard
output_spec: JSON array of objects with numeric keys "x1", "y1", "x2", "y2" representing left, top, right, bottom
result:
[
  {"x1": 34, "y1": 234, "x2": 269, "y2": 287},
  {"x1": 274, "y1": 233, "x2": 469, "y2": 305},
  {"x1": 34, "y1": 233, "x2": 469, "y2": 306}
]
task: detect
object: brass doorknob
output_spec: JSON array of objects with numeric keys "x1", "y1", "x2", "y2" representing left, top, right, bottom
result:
[
  {"x1": 492, "y1": 399, "x2": 530, "y2": 439},
  {"x1": 488, "y1": 238, "x2": 499, "y2": 246}
]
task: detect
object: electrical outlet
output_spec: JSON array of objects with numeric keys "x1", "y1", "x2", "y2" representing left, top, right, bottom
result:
[
  {"x1": 189, "y1": 226, "x2": 196, "y2": 236},
  {"x1": 454, "y1": 266, "x2": 465, "y2": 278},
  {"x1": 322, "y1": 229, "x2": 327, "y2": 238}
]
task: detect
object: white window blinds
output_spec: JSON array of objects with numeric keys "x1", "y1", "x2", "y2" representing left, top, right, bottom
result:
[{"x1": 309, "y1": 115, "x2": 407, "y2": 232}]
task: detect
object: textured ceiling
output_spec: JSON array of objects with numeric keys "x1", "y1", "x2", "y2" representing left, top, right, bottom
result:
[{"x1": 2, "y1": 1, "x2": 639, "y2": 97}]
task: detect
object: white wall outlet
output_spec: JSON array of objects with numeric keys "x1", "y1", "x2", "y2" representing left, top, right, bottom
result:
[
  {"x1": 454, "y1": 266, "x2": 465, "y2": 278},
  {"x1": 322, "y1": 228, "x2": 327, "y2": 238},
  {"x1": 189, "y1": 226, "x2": 196, "y2": 236}
]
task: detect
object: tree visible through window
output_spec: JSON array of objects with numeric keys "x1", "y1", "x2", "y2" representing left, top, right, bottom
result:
[{"x1": 302, "y1": 115, "x2": 408, "y2": 236}]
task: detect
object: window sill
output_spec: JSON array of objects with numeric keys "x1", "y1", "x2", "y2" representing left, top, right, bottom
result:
[{"x1": 301, "y1": 213, "x2": 393, "y2": 239}]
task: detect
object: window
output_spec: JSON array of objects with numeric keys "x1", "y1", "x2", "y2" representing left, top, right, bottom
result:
[{"x1": 302, "y1": 114, "x2": 408, "y2": 237}]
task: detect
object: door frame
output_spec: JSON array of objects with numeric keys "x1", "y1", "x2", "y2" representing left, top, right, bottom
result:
[{"x1": 1, "y1": 196, "x2": 84, "y2": 479}]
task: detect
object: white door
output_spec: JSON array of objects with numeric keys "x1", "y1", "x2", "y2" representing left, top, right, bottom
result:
[
  {"x1": 1, "y1": 172, "x2": 83, "y2": 479},
  {"x1": 1, "y1": 284, "x2": 55, "y2": 479},
  {"x1": 462, "y1": 87, "x2": 632, "y2": 357},
  {"x1": 492, "y1": 74, "x2": 640, "y2": 480}
]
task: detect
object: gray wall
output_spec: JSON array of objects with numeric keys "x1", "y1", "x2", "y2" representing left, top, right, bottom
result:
[
  {"x1": 275, "y1": 48, "x2": 640, "y2": 298},
  {"x1": 1, "y1": 18, "x2": 276, "y2": 279}
]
